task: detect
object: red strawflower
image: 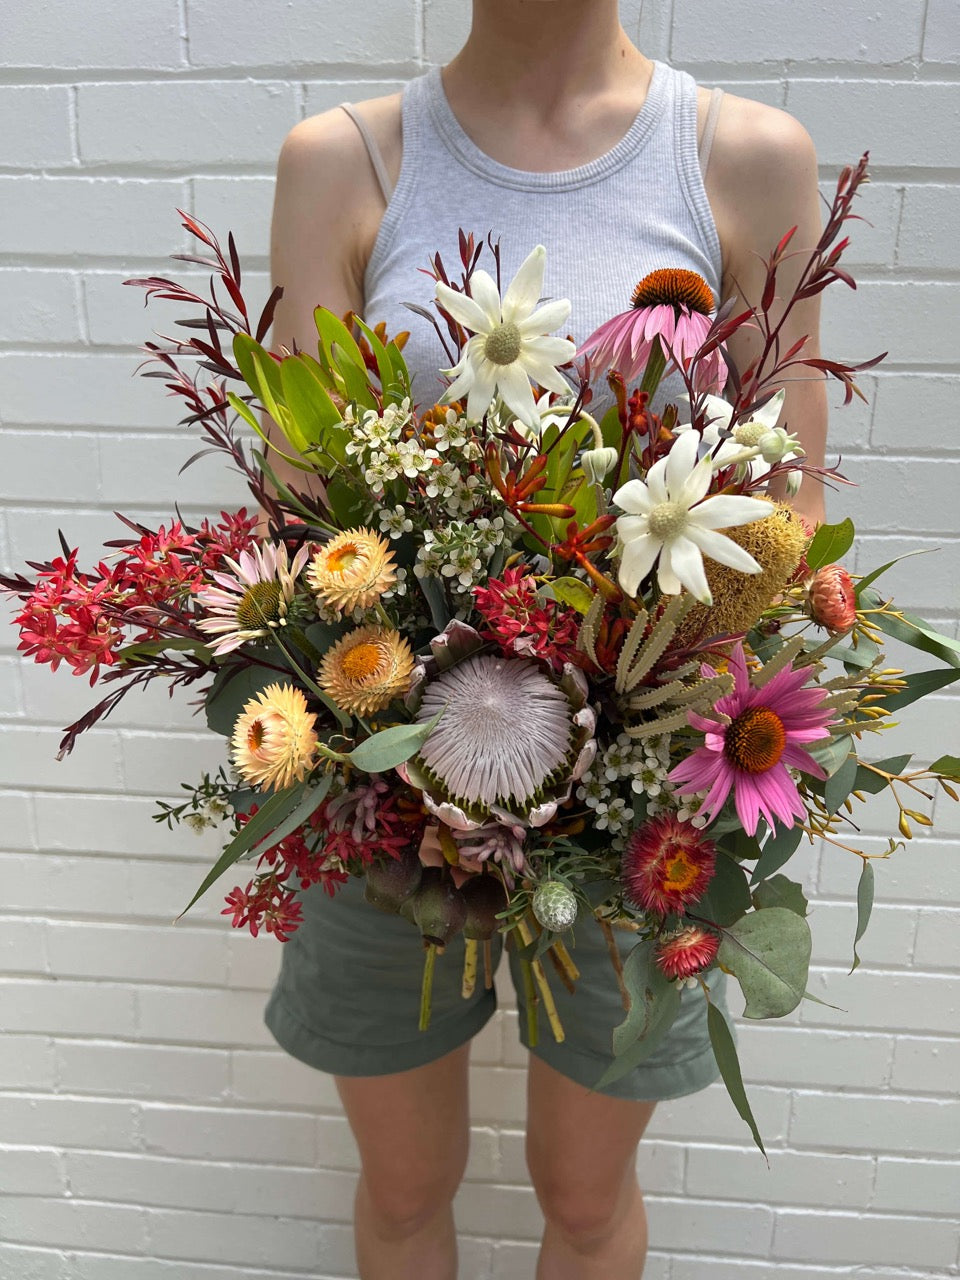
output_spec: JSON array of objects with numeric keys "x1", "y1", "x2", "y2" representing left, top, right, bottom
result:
[
  {"x1": 621, "y1": 813, "x2": 717, "y2": 916},
  {"x1": 808, "y1": 563, "x2": 857, "y2": 633},
  {"x1": 655, "y1": 925, "x2": 720, "y2": 980},
  {"x1": 472, "y1": 567, "x2": 585, "y2": 670}
]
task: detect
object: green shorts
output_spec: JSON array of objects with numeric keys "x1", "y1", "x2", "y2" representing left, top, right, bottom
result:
[{"x1": 264, "y1": 872, "x2": 730, "y2": 1101}]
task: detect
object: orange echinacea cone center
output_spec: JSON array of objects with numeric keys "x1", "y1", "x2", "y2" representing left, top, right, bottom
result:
[
  {"x1": 631, "y1": 268, "x2": 714, "y2": 315},
  {"x1": 724, "y1": 705, "x2": 787, "y2": 774}
]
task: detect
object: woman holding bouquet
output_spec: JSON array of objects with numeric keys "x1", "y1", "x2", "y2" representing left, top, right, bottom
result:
[{"x1": 259, "y1": 2, "x2": 827, "y2": 1277}]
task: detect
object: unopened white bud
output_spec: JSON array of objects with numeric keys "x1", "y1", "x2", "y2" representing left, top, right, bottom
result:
[{"x1": 581, "y1": 446, "x2": 619, "y2": 485}]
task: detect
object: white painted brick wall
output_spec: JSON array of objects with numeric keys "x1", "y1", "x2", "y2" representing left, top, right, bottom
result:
[{"x1": 1, "y1": 3, "x2": 958, "y2": 1277}]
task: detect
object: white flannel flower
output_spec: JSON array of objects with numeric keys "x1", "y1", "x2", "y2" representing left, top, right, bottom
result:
[
  {"x1": 613, "y1": 430, "x2": 773, "y2": 606},
  {"x1": 436, "y1": 245, "x2": 576, "y2": 430},
  {"x1": 676, "y1": 389, "x2": 803, "y2": 478}
]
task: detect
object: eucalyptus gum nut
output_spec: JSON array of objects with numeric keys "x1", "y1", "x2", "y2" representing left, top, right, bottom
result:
[
  {"x1": 461, "y1": 873, "x2": 509, "y2": 940},
  {"x1": 362, "y1": 846, "x2": 423, "y2": 915},
  {"x1": 413, "y1": 869, "x2": 468, "y2": 947}
]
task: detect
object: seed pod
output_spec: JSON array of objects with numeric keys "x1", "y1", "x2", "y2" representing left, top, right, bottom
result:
[
  {"x1": 461, "y1": 873, "x2": 509, "y2": 941},
  {"x1": 412, "y1": 867, "x2": 468, "y2": 948},
  {"x1": 363, "y1": 845, "x2": 423, "y2": 915},
  {"x1": 532, "y1": 880, "x2": 579, "y2": 932}
]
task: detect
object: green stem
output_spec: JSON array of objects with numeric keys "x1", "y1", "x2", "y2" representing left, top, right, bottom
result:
[
  {"x1": 520, "y1": 957, "x2": 539, "y2": 1048},
  {"x1": 420, "y1": 942, "x2": 437, "y2": 1032}
]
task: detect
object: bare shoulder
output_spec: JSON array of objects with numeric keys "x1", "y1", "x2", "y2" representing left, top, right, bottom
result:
[
  {"x1": 270, "y1": 92, "x2": 403, "y2": 322},
  {"x1": 280, "y1": 90, "x2": 403, "y2": 192},
  {"x1": 700, "y1": 90, "x2": 821, "y2": 285}
]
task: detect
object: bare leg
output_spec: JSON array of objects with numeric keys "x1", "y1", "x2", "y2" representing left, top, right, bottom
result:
[
  {"x1": 526, "y1": 1054, "x2": 657, "y2": 1279},
  {"x1": 334, "y1": 1040, "x2": 471, "y2": 1280}
]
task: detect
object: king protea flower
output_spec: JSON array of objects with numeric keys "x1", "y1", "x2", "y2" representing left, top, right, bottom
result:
[
  {"x1": 231, "y1": 682, "x2": 318, "y2": 792},
  {"x1": 621, "y1": 813, "x2": 717, "y2": 916},
  {"x1": 577, "y1": 268, "x2": 726, "y2": 392},
  {"x1": 399, "y1": 622, "x2": 596, "y2": 830},
  {"x1": 655, "y1": 925, "x2": 720, "y2": 980},
  {"x1": 307, "y1": 528, "x2": 396, "y2": 614},
  {"x1": 668, "y1": 642, "x2": 836, "y2": 836},
  {"x1": 195, "y1": 541, "x2": 310, "y2": 655},
  {"x1": 613, "y1": 430, "x2": 774, "y2": 605},
  {"x1": 318, "y1": 625, "x2": 415, "y2": 717},
  {"x1": 436, "y1": 245, "x2": 576, "y2": 430}
]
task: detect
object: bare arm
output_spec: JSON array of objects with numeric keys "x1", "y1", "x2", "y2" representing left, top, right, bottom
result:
[
  {"x1": 708, "y1": 98, "x2": 828, "y2": 526},
  {"x1": 255, "y1": 100, "x2": 399, "y2": 533}
]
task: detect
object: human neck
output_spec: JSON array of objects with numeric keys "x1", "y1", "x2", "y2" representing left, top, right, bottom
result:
[{"x1": 447, "y1": 1, "x2": 646, "y2": 109}]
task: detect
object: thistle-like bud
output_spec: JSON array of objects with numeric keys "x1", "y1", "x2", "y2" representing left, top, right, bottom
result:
[
  {"x1": 532, "y1": 880, "x2": 578, "y2": 932},
  {"x1": 581, "y1": 446, "x2": 619, "y2": 485},
  {"x1": 808, "y1": 564, "x2": 857, "y2": 633}
]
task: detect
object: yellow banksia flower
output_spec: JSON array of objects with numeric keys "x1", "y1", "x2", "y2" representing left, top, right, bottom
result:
[
  {"x1": 231, "y1": 682, "x2": 318, "y2": 792},
  {"x1": 677, "y1": 502, "x2": 809, "y2": 643},
  {"x1": 306, "y1": 528, "x2": 396, "y2": 613},
  {"x1": 318, "y1": 625, "x2": 414, "y2": 717}
]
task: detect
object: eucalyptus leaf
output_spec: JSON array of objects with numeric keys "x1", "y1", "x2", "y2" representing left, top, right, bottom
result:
[
  {"x1": 347, "y1": 711, "x2": 443, "y2": 773},
  {"x1": 749, "y1": 825, "x2": 802, "y2": 885},
  {"x1": 204, "y1": 664, "x2": 279, "y2": 738},
  {"x1": 851, "y1": 859, "x2": 875, "y2": 974},
  {"x1": 852, "y1": 754, "x2": 912, "y2": 796},
  {"x1": 805, "y1": 518, "x2": 855, "y2": 572},
  {"x1": 859, "y1": 589, "x2": 960, "y2": 669},
  {"x1": 176, "y1": 783, "x2": 307, "y2": 919},
  {"x1": 854, "y1": 547, "x2": 931, "y2": 600},
  {"x1": 751, "y1": 874, "x2": 809, "y2": 917},
  {"x1": 824, "y1": 750, "x2": 858, "y2": 815},
  {"x1": 706, "y1": 998, "x2": 766, "y2": 1157},
  {"x1": 696, "y1": 852, "x2": 751, "y2": 927},
  {"x1": 877, "y1": 668, "x2": 960, "y2": 713},
  {"x1": 596, "y1": 943, "x2": 681, "y2": 1089},
  {"x1": 718, "y1": 908, "x2": 812, "y2": 1019},
  {"x1": 808, "y1": 733, "x2": 856, "y2": 777},
  {"x1": 930, "y1": 754, "x2": 960, "y2": 781}
]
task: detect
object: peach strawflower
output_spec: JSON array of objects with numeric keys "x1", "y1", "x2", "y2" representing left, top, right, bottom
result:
[
  {"x1": 318, "y1": 625, "x2": 414, "y2": 717},
  {"x1": 808, "y1": 564, "x2": 857, "y2": 634},
  {"x1": 306, "y1": 528, "x2": 396, "y2": 613},
  {"x1": 231, "y1": 682, "x2": 318, "y2": 792}
]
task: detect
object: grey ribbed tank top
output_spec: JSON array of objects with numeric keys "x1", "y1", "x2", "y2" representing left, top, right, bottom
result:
[{"x1": 358, "y1": 60, "x2": 724, "y2": 414}]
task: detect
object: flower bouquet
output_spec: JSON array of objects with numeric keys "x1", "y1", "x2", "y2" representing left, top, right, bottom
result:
[{"x1": 4, "y1": 153, "x2": 959, "y2": 1151}]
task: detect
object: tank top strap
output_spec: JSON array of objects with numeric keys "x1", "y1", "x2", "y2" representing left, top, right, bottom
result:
[
  {"x1": 338, "y1": 102, "x2": 394, "y2": 204},
  {"x1": 698, "y1": 86, "x2": 725, "y2": 179}
]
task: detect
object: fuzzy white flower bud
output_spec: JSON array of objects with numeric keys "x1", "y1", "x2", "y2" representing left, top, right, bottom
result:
[{"x1": 581, "y1": 446, "x2": 619, "y2": 485}]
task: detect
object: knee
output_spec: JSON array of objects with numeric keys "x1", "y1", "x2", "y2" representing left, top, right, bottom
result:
[
  {"x1": 527, "y1": 1151, "x2": 638, "y2": 1250},
  {"x1": 360, "y1": 1138, "x2": 468, "y2": 1242}
]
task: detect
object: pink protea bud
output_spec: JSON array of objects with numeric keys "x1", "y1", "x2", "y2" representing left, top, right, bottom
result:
[{"x1": 809, "y1": 564, "x2": 857, "y2": 632}]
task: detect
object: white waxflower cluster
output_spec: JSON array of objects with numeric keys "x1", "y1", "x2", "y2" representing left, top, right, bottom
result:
[
  {"x1": 378, "y1": 504, "x2": 414, "y2": 539},
  {"x1": 347, "y1": 403, "x2": 488, "y2": 519},
  {"x1": 413, "y1": 517, "x2": 506, "y2": 595},
  {"x1": 577, "y1": 734, "x2": 674, "y2": 843},
  {"x1": 380, "y1": 566, "x2": 409, "y2": 601},
  {"x1": 183, "y1": 796, "x2": 232, "y2": 834}
]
